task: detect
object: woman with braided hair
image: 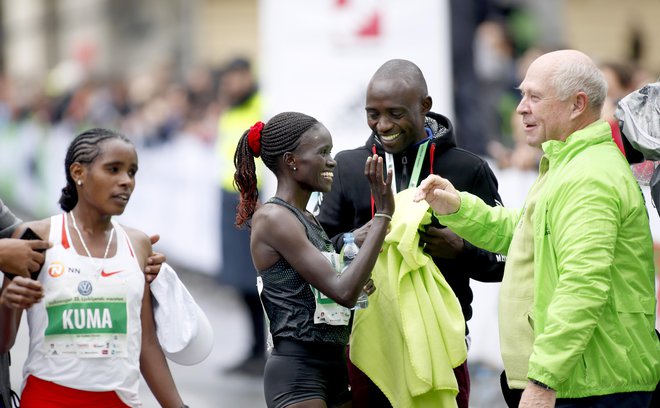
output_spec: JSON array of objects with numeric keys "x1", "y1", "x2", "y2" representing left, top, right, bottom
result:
[
  {"x1": 234, "y1": 112, "x2": 394, "y2": 408},
  {"x1": 0, "y1": 128, "x2": 186, "y2": 407}
]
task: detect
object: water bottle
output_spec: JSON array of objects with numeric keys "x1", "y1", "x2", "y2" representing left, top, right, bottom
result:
[{"x1": 340, "y1": 232, "x2": 369, "y2": 310}]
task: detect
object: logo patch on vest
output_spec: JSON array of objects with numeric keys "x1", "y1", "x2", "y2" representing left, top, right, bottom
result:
[
  {"x1": 48, "y1": 262, "x2": 65, "y2": 278},
  {"x1": 77, "y1": 280, "x2": 93, "y2": 296}
]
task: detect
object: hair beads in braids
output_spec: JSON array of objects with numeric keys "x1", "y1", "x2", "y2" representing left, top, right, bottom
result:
[
  {"x1": 234, "y1": 112, "x2": 319, "y2": 228},
  {"x1": 59, "y1": 128, "x2": 133, "y2": 212}
]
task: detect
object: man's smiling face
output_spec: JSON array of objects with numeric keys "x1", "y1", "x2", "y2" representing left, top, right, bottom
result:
[{"x1": 365, "y1": 77, "x2": 430, "y2": 154}]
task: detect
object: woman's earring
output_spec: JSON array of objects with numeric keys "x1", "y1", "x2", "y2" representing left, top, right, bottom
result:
[
  {"x1": 292, "y1": 166, "x2": 297, "y2": 171},
  {"x1": 77, "y1": 180, "x2": 82, "y2": 186}
]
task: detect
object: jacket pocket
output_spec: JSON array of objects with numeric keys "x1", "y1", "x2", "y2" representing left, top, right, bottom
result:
[{"x1": 614, "y1": 294, "x2": 655, "y2": 314}]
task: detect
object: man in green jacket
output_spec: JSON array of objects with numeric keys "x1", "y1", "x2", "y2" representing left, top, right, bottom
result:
[{"x1": 414, "y1": 49, "x2": 660, "y2": 407}]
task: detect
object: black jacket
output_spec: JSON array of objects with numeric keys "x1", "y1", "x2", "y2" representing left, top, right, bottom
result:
[{"x1": 316, "y1": 112, "x2": 504, "y2": 327}]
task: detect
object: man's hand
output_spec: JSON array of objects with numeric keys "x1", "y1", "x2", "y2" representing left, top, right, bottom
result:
[
  {"x1": 419, "y1": 227, "x2": 464, "y2": 259},
  {"x1": 1, "y1": 276, "x2": 44, "y2": 309},
  {"x1": 519, "y1": 380, "x2": 556, "y2": 408},
  {"x1": 145, "y1": 234, "x2": 165, "y2": 283},
  {"x1": 353, "y1": 220, "x2": 373, "y2": 247},
  {"x1": 0, "y1": 239, "x2": 50, "y2": 278},
  {"x1": 413, "y1": 175, "x2": 461, "y2": 215}
]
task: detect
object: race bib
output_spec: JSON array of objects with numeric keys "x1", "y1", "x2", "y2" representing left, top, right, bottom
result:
[
  {"x1": 44, "y1": 296, "x2": 129, "y2": 358},
  {"x1": 310, "y1": 252, "x2": 351, "y2": 326}
]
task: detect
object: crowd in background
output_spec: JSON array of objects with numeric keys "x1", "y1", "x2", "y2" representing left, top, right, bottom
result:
[
  {"x1": 0, "y1": 5, "x2": 657, "y2": 173},
  {"x1": 0, "y1": 59, "x2": 226, "y2": 149},
  {"x1": 452, "y1": 2, "x2": 658, "y2": 172},
  {"x1": 1, "y1": 3, "x2": 660, "y2": 407}
]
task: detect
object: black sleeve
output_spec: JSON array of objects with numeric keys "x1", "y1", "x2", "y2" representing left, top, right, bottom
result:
[
  {"x1": 0, "y1": 199, "x2": 22, "y2": 238},
  {"x1": 468, "y1": 160, "x2": 502, "y2": 207},
  {"x1": 463, "y1": 161, "x2": 505, "y2": 282}
]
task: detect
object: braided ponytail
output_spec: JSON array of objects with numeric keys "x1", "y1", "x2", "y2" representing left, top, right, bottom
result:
[
  {"x1": 233, "y1": 112, "x2": 319, "y2": 228},
  {"x1": 234, "y1": 129, "x2": 258, "y2": 227}
]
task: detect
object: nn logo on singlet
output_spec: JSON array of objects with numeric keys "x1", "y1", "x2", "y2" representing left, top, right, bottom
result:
[{"x1": 45, "y1": 302, "x2": 127, "y2": 335}]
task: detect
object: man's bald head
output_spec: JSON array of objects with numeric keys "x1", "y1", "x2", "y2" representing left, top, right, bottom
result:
[
  {"x1": 528, "y1": 50, "x2": 607, "y2": 116},
  {"x1": 369, "y1": 59, "x2": 429, "y2": 98}
]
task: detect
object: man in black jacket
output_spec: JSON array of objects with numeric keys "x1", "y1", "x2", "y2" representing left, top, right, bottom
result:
[{"x1": 316, "y1": 59, "x2": 505, "y2": 408}]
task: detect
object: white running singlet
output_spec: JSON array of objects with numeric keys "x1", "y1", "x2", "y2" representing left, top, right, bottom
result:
[{"x1": 23, "y1": 214, "x2": 145, "y2": 407}]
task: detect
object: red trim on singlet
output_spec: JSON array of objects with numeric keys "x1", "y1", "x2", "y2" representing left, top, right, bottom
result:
[
  {"x1": 61, "y1": 215, "x2": 70, "y2": 249},
  {"x1": 20, "y1": 375, "x2": 130, "y2": 408}
]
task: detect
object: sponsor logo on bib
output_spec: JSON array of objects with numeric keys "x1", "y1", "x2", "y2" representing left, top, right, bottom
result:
[
  {"x1": 101, "y1": 269, "x2": 123, "y2": 277},
  {"x1": 48, "y1": 262, "x2": 65, "y2": 278},
  {"x1": 78, "y1": 280, "x2": 93, "y2": 296}
]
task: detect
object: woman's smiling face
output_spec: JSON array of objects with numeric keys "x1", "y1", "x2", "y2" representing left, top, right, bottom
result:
[{"x1": 290, "y1": 123, "x2": 336, "y2": 193}]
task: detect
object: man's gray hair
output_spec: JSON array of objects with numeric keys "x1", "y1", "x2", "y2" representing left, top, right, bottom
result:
[{"x1": 552, "y1": 59, "x2": 608, "y2": 113}]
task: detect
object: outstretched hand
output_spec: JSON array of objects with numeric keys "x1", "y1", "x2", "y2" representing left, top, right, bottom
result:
[
  {"x1": 365, "y1": 154, "x2": 394, "y2": 217},
  {"x1": 413, "y1": 175, "x2": 461, "y2": 215}
]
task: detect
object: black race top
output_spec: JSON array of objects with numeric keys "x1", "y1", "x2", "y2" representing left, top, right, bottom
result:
[{"x1": 259, "y1": 197, "x2": 350, "y2": 346}]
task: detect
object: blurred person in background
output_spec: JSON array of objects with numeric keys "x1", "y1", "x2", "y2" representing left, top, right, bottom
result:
[
  {"x1": 600, "y1": 61, "x2": 637, "y2": 122},
  {"x1": 215, "y1": 57, "x2": 266, "y2": 375},
  {"x1": 599, "y1": 61, "x2": 638, "y2": 158},
  {"x1": 317, "y1": 59, "x2": 505, "y2": 408},
  {"x1": 0, "y1": 128, "x2": 186, "y2": 408},
  {"x1": 233, "y1": 111, "x2": 393, "y2": 408},
  {"x1": 614, "y1": 80, "x2": 660, "y2": 407},
  {"x1": 474, "y1": 18, "x2": 518, "y2": 155},
  {"x1": 451, "y1": 0, "x2": 538, "y2": 160},
  {"x1": 599, "y1": 61, "x2": 657, "y2": 177},
  {"x1": 449, "y1": 0, "x2": 490, "y2": 157},
  {"x1": 414, "y1": 49, "x2": 660, "y2": 408},
  {"x1": 487, "y1": 46, "x2": 549, "y2": 171}
]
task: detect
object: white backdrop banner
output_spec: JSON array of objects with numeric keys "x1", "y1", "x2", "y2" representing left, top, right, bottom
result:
[{"x1": 259, "y1": 0, "x2": 453, "y2": 157}]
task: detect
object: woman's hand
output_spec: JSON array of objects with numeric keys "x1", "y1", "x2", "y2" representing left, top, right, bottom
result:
[
  {"x1": 0, "y1": 276, "x2": 44, "y2": 309},
  {"x1": 365, "y1": 154, "x2": 394, "y2": 217}
]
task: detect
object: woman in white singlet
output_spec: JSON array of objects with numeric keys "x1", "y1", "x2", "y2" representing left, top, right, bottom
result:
[{"x1": 0, "y1": 128, "x2": 187, "y2": 408}]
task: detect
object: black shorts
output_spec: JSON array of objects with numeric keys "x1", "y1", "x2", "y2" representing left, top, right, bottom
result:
[{"x1": 264, "y1": 339, "x2": 351, "y2": 408}]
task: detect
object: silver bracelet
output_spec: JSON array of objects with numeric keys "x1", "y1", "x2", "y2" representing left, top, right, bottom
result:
[{"x1": 374, "y1": 213, "x2": 392, "y2": 221}]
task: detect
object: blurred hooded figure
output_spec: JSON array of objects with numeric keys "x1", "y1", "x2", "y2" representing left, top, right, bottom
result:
[{"x1": 615, "y1": 81, "x2": 660, "y2": 216}]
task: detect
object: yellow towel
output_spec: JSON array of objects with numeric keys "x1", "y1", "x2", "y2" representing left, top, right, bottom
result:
[{"x1": 350, "y1": 188, "x2": 467, "y2": 408}]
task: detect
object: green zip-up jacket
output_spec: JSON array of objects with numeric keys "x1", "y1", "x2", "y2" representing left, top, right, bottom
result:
[{"x1": 438, "y1": 120, "x2": 660, "y2": 398}]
